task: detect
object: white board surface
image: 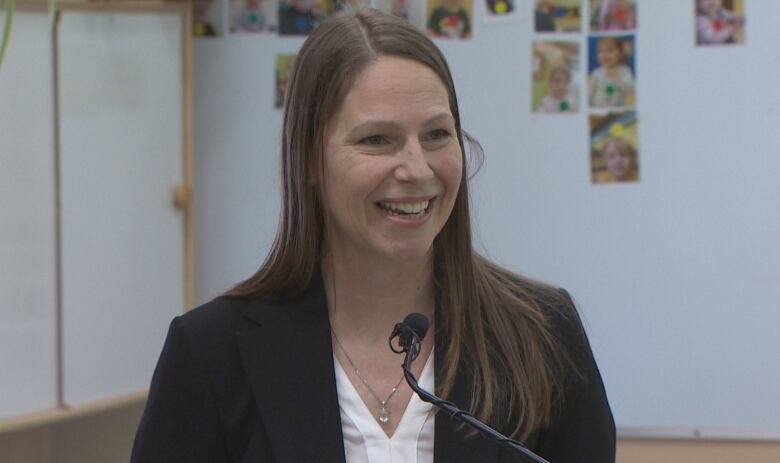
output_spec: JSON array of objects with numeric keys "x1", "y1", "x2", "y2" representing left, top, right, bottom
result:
[
  {"x1": 0, "y1": 11, "x2": 58, "y2": 420},
  {"x1": 58, "y1": 10, "x2": 185, "y2": 406},
  {"x1": 194, "y1": 0, "x2": 780, "y2": 438}
]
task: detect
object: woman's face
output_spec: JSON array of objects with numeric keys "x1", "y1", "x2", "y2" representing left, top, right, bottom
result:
[
  {"x1": 597, "y1": 39, "x2": 621, "y2": 67},
  {"x1": 321, "y1": 56, "x2": 463, "y2": 263},
  {"x1": 604, "y1": 140, "x2": 633, "y2": 180}
]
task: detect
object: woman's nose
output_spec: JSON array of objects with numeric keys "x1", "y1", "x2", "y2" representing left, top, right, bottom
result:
[{"x1": 394, "y1": 142, "x2": 435, "y2": 182}]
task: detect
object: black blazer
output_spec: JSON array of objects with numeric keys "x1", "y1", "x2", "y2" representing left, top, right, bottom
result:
[{"x1": 131, "y1": 279, "x2": 615, "y2": 462}]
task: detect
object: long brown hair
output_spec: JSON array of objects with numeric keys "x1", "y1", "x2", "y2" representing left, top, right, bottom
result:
[{"x1": 227, "y1": 9, "x2": 578, "y2": 440}]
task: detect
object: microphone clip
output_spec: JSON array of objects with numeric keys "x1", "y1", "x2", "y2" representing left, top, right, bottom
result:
[
  {"x1": 388, "y1": 322, "x2": 421, "y2": 356},
  {"x1": 388, "y1": 313, "x2": 429, "y2": 359}
]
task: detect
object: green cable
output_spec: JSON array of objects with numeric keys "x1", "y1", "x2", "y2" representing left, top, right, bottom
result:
[
  {"x1": 0, "y1": 0, "x2": 56, "y2": 72},
  {"x1": 0, "y1": 0, "x2": 16, "y2": 71}
]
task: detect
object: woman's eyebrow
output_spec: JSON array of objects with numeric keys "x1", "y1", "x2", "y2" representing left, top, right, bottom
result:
[
  {"x1": 346, "y1": 113, "x2": 454, "y2": 138},
  {"x1": 346, "y1": 120, "x2": 402, "y2": 138},
  {"x1": 423, "y1": 113, "x2": 455, "y2": 126}
]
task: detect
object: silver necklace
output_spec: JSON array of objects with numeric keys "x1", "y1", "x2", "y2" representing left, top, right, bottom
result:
[{"x1": 332, "y1": 331, "x2": 405, "y2": 425}]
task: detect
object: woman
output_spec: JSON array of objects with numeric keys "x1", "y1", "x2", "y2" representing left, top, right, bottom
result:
[{"x1": 132, "y1": 9, "x2": 615, "y2": 463}]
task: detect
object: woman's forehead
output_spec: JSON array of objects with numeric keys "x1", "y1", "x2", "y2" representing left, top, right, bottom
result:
[{"x1": 335, "y1": 57, "x2": 452, "y2": 122}]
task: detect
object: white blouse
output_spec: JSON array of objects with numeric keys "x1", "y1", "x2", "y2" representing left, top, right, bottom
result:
[{"x1": 334, "y1": 351, "x2": 435, "y2": 463}]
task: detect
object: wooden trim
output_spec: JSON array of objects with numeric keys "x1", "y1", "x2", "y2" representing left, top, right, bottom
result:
[
  {"x1": 3, "y1": 1, "x2": 186, "y2": 14},
  {"x1": 46, "y1": 0, "x2": 196, "y2": 309},
  {"x1": 51, "y1": 5, "x2": 63, "y2": 410},
  {"x1": 0, "y1": 0, "x2": 194, "y2": 431},
  {"x1": 0, "y1": 1, "x2": 47, "y2": 12},
  {"x1": 58, "y1": 1, "x2": 185, "y2": 14},
  {"x1": 180, "y1": 1, "x2": 195, "y2": 311},
  {"x1": 0, "y1": 390, "x2": 147, "y2": 434}
]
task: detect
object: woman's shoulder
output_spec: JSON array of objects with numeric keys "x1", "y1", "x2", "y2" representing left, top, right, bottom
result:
[
  {"x1": 480, "y1": 257, "x2": 585, "y2": 342},
  {"x1": 175, "y1": 294, "x2": 287, "y2": 342},
  {"x1": 479, "y1": 257, "x2": 575, "y2": 315},
  {"x1": 178, "y1": 296, "x2": 251, "y2": 327}
]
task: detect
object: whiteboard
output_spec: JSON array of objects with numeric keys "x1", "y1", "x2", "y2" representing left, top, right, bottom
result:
[
  {"x1": 0, "y1": 11, "x2": 58, "y2": 420},
  {"x1": 58, "y1": 10, "x2": 185, "y2": 406},
  {"x1": 194, "y1": 0, "x2": 780, "y2": 438}
]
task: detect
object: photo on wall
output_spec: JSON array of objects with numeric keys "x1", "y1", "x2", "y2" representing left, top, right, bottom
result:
[
  {"x1": 275, "y1": 54, "x2": 297, "y2": 108},
  {"x1": 587, "y1": 34, "x2": 636, "y2": 109},
  {"x1": 695, "y1": 0, "x2": 745, "y2": 45},
  {"x1": 278, "y1": 0, "x2": 336, "y2": 35},
  {"x1": 426, "y1": 0, "x2": 475, "y2": 39},
  {"x1": 374, "y1": 0, "x2": 428, "y2": 31},
  {"x1": 531, "y1": 41, "x2": 580, "y2": 114},
  {"x1": 590, "y1": 0, "x2": 636, "y2": 32},
  {"x1": 230, "y1": 0, "x2": 278, "y2": 33},
  {"x1": 482, "y1": 0, "x2": 517, "y2": 22},
  {"x1": 590, "y1": 110, "x2": 639, "y2": 184},
  {"x1": 534, "y1": 0, "x2": 582, "y2": 33},
  {"x1": 194, "y1": 0, "x2": 224, "y2": 37},
  {"x1": 338, "y1": 0, "x2": 372, "y2": 10}
]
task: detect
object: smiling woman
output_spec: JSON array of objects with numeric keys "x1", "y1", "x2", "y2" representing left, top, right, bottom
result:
[
  {"x1": 321, "y1": 57, "x2": 462, "y2": 263},
  {"x1": 132, "y1": 8, "x2": 615, "y2": 463}
]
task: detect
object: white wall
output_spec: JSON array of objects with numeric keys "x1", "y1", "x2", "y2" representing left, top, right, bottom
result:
[{"x1": 193, "y1": 0, "x2": 780, "y2": 438}]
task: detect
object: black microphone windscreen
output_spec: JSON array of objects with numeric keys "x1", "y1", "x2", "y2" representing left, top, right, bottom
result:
[{"x1": 403, "y1": 313, "x2": 429, "y2": 341}]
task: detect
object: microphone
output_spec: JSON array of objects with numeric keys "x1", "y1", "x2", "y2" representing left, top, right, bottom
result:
[
  {"x1": 388, "y1": 313, "x2": 429, "y2": 356},
  {"x1": 389, "y1": 313, "x2": 550, "y2": 463}
]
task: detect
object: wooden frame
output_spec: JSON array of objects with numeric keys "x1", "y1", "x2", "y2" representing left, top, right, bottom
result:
[{"x1": 0, "y1": 0, "x2": 193, "y2": 433}]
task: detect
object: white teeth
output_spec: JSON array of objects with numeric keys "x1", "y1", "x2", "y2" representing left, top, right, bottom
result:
[{"x1": 378, "y1": 199, "x2": 430, "y2": 215}]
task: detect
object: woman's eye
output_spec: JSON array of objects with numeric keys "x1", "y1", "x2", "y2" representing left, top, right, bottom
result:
[
  {"x1": 359, "y1": 135, "x2": 389, "y2": 146},
  {"x1": 425, "y1": 129, "x2": 452, "y2": 142}
]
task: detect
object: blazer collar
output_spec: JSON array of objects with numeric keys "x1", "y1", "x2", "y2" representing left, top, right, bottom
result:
[
  {"x1": 235, "y1": 276, "x2": 504, "y2": 463},
  {"x1": 236, "y1": 278, "x2": 346, "y2": 463}
]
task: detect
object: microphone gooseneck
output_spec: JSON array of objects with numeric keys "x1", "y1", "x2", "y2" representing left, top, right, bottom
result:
[{"x1": 390, "y1": 314, "x2": 550, "y2": 463}]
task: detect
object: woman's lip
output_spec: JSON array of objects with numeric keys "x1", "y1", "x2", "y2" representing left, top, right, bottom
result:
[
  {"x1": 375, "y1": 195, "x2": 437, "y2": 203},
  {"x1": 374, "y1": 197, "x2": 436, "y2": 224}
]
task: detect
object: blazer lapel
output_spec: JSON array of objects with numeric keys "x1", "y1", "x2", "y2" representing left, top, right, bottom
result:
[
  {"x1": 433, "y1": 338, "x2": 502, "y2": 463},
  {"x1": 235, "y1": 280, "x2": 346, "y2": 463}
]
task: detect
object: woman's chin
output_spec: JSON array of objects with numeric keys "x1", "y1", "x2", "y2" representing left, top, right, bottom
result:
[{"x1": 377, "y1": 240, "x2": 434, "y2": 263}]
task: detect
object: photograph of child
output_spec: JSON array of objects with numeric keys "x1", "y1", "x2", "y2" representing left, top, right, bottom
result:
[
  {"x1": 590, "y1": 0, "x2": 636, "y2": 32},
  {"x1": 194, "y1": 0, "x2": 219, "y2": 37},
  {"x1": 588, "y1": 35, "x2": 636, "y2": 109},
  {"x1": 534, "y1": 0, "x2": 582, "y2": 33},
  {"x1": 532, "y1": 41, "x2": 580, "y2": 114},
  {"x1": 375, "y1": 0, "x2": 427, "y2": 30},
  {"x1": 696, "y1": 0, "x2": 745, "y2": 45},
  {"x1": 376, "y1": 0, "x2": 410, "y2": 18},
  {"x1": 230, "y1": 0, "x2": 278, "y2": 33},
  {"x1": 426, "y1": 0, "x2": 474, "y2": 39},
  {"x1": 337, "y1": 0, "x2": 371, "y2": 11},
  {"x1": 275, "y1": 54, "x2": 296, "y2": 108},
  {"x1": 484, "y1": 0, "x2": 515, "y2": 18},
  {"x1": 590, "y1": 111, "x2": 639, "y2": 184},
  {"x1": 278, "y1": 0, "x2": 333, "y2": 35}
]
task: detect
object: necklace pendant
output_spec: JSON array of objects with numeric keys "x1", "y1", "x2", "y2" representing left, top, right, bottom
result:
[{"x1": 379, "y1": 405, "x2": 390, "y2": 424}]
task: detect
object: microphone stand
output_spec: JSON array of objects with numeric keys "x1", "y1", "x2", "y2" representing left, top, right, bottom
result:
[{"x1": 399, "y1": 335, "x2": 550, "y2": 463}]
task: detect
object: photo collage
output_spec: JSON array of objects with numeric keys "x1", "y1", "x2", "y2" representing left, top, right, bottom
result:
[
  {"x1": 532, "y1": 0, "x2": 744, "y2": 185},
  {"x1": 195, "y1": 0, "x2": 746, "y2": 184},
  {"x1": 532, "y1": 0, "x2": 638, "y2": 184},
  {"x1": 193, "y1": 0, "x2": 506, "y2": 39}
]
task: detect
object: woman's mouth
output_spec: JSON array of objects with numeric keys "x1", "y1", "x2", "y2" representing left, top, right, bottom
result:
[{"x1": 376, "y1": 197, "x2": 434, "y2": 220}]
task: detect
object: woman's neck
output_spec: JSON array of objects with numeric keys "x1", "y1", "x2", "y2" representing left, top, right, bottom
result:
[{"x1": 322, "y1": 252, "x2": 436, "y2": 346}]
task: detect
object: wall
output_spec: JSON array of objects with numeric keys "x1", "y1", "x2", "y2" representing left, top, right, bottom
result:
[
  {"x1": 1, "y1": 404, "x2": 779, "y2": 462},
  {"x1": 0, "y1": 402, "x2": 144, "y2": 463}
]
